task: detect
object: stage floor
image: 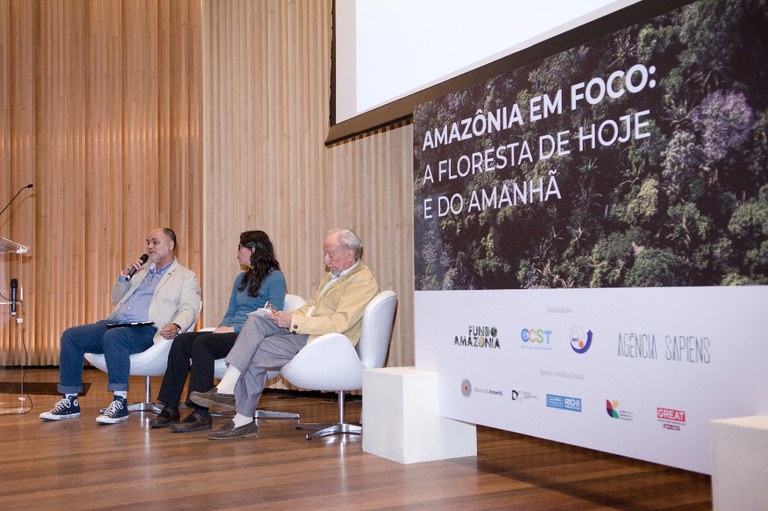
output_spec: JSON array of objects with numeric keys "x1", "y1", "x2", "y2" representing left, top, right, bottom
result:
[{"x1": 0, "y1": 367, "x2": 712, "y2": 510}]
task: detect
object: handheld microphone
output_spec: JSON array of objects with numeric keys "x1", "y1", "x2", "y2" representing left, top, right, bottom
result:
[
  {"x1": 0, "y1": 184, "x2": 34, "y2": 217},
  {"x1": 126, "y1": 254, "x2": 149, "y2": 280},
  {"x1": 10, "y1": 278, "x2": 18, "y2": 317}
]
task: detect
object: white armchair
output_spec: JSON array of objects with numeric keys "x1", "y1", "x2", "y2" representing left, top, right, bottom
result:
[
  {"x1": 280, "y1": 290, "x2": 397, "y2": 439},
  {"x1": 85, "y1": 305, "x2": 201, "y2": 413}
]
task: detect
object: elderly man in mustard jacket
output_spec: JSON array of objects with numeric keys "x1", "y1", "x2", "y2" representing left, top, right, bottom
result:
[
  {"x1": 191, "y1": 227, "x2": 379, "y2": 440},
  {"x1": 40, "y1": 227, "x2": 201, "y2": 425}
]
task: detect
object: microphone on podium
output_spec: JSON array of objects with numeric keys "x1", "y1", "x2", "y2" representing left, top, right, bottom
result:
[
  {"x1": 2, "y1": 185, "x2": 31, "y2": 318},
  {"x1": 0, "y1": 184, "x2": 34, "y2": 217},
  {"x1": 10, "y1": 278, "x2": 18, "y2": 317}
]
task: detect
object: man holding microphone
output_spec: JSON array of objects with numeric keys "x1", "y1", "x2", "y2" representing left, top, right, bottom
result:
[{"x1": 40, "y1": 227, "x2": 201, "y2": 425}]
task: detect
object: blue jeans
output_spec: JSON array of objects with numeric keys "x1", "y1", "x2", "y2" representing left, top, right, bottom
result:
[{"x1": 58, "y1": 320, "x2": 156, "y2": 394}]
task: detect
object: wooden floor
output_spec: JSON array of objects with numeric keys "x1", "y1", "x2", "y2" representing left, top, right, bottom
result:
[{"x1": 0, "y1": 368, "x2": 712, "y2": 510}]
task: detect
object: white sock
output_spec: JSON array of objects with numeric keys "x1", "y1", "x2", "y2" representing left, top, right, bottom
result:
[
  {"x1": 232, "y1": 413, "x2": 252, "y2": 428},
  {"x1": 64, "y1": 393, "x2": 77, "y2": 400},
  {"x1": 216, "y1": 366, "x2": 241, "y2": 394},
  {"x1": 114, "y1": 391, "x2": 128, "y2": 400}
]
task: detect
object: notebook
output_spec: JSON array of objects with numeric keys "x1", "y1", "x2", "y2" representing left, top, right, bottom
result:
[{"x1": 106, "y1": 321, "x2": 155, "y2": 328}]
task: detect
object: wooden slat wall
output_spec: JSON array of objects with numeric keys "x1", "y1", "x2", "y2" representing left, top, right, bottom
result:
[
  {"x1": 1, "y1": 0, "x2": 415, "y2": 368},
  {"x1": 0, "y1": 0, "x2": 203, "y2": 365},
  {"x1": 201, "y1": 0, "x2": 415, "y2": 366}
]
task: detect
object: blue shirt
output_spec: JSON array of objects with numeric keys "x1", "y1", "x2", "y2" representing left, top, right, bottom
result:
[
  {"x1": 112, "y1": 259, "x2": 175, "y2": 323},
  {"x1": 220, "y1": 269, "x2": 286, "y2": 332}
]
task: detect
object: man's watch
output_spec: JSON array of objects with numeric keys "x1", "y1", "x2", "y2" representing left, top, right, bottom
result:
[{"x1": 172, "y1": 323, "x2": 181, "y2": 333}]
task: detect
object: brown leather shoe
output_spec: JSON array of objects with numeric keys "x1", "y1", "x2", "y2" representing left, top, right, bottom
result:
[
  {"x1": 148, "y1": 407, "x2": 179, "y2": 428},
  {"x1": 169, "y1": 410, "x2": 212, "y2": 433},
  {"x1": 208, "y1": 419, "x2": 258, "y2": 440},
  {"x1": 189, "y1": 387, "x2": 235, "y2": 412}
]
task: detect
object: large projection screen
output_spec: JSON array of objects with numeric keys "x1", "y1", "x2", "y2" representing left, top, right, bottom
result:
[
  {"x1": 329, "y1": 0, "x2": 641, "y2": 144},
  {"x1": 412, "y1": 0, "x2": 768, "y2": 474}
]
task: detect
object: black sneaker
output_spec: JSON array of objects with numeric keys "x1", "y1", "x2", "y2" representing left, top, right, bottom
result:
[
  {"x1": 39, "y1": 396, "x2": 81, "y2": 421},
  {"x1": 96, "y1": 396, "x2": 129, "y2": 424}
]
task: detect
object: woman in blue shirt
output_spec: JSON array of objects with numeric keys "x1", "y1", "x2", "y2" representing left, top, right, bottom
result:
[{"x1": 150, "y1": 230, "x2": 286, "y2": 432}]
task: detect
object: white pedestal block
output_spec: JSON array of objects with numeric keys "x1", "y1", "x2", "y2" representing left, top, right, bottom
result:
[
  {"x1": 362, "y1": 367, "x2": 477, "y2": 464},
  {"x1": 710, "y1": 416, "x2": 768, "y2": 511}
]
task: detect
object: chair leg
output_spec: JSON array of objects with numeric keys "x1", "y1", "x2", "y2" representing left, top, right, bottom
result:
[
  {"x1": 210, "y1": 409, "x2": 300, "y2": 420},
  {"x1": 126, "y1": 376, "x2": 162, "y2": 413},
  {"x1": 252, "y1": 384, "x2": 300, "y2": 420},
  {"x1": 255, "y1": 409, "x2": 300, "y2": 420},
  {"x1": 298, "y1": 391, "x2": 361, "y2": 440}
]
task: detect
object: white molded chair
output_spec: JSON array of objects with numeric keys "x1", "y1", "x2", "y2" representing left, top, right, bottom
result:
[
  {"x1": 85, "y1": 305, "x2": 201, "y2": 413},
  {"x1": 212, "y1": 293, "x2": 307, "y2": 420},
  {"x1": 280, "y1": 290, "x2": 397, "y2": 440}
]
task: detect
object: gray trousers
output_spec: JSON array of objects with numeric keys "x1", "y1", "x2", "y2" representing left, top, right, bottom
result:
[{"x1": 225, "y1": 315, "x2": 308, "y2": 416}]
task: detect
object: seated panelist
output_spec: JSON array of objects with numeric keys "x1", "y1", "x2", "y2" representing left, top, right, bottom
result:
[
  {"x1": 150, "y1": 230, "x2": 286, "y2": 432},
  {"x1": 191, "y1": 227, "x2": 379, "y2": 440},
  {"x1": 40, "y1": 227, "x2": 201, "y2": 425}
]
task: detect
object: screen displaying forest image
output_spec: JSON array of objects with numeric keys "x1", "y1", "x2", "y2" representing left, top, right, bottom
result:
[{"x1": 413, "y1": 0, "x2": 768, "y2": 290}]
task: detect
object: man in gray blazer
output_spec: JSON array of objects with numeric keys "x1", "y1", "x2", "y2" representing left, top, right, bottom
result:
[{"x1": 40, "y1": 227, "x2": 201, "y2": 425}]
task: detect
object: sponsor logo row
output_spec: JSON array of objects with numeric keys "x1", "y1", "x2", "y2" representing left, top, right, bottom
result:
[
  {"x1": 461, "y1": 379, "x2": 686, "y2": 431},
  {"x1": 453, "y1": 324, "x2": 711, "y2": 364}
]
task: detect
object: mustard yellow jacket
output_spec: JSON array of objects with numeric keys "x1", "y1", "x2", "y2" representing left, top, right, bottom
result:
[{"x1": 288, "y1": 261, "x2": 379, "y2": 346}]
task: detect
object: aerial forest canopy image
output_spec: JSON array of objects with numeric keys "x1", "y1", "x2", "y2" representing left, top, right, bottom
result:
[{"x1": 413, "y1": 0, "x2": 768, "y2": 290}]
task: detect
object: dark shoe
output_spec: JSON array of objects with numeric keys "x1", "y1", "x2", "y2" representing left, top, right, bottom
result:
[
  {"x1": 170, "y1": 410, "x2": 212, "y2": 433},
  {"x1": 189, "y1": 387, "x2": 235, "y2": 412},
  {"x1": 39, "y1": 395, "x2": 80, "y2": 421},
  {"x1": 149, "y1": 407, "x2": 180, "y2": 428},
  {"x1": 208, "y1": 419, "x2": 258, "y2": 440},
  {"x1": 96, "y1": 396, "x2": 129, "y2": 424}
]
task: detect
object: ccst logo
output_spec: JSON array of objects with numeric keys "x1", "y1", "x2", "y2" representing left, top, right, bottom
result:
[{"x1": 521, "y1": 328, "x2": 553, "y2": 344}]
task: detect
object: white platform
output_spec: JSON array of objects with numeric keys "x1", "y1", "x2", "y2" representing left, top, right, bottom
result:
[
  {"x1": 710, "y1": 415, "x2": 768, "y2": 511},
  {"x1": 362, "y1": 367, "x2": 477, "y2": 464}
]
